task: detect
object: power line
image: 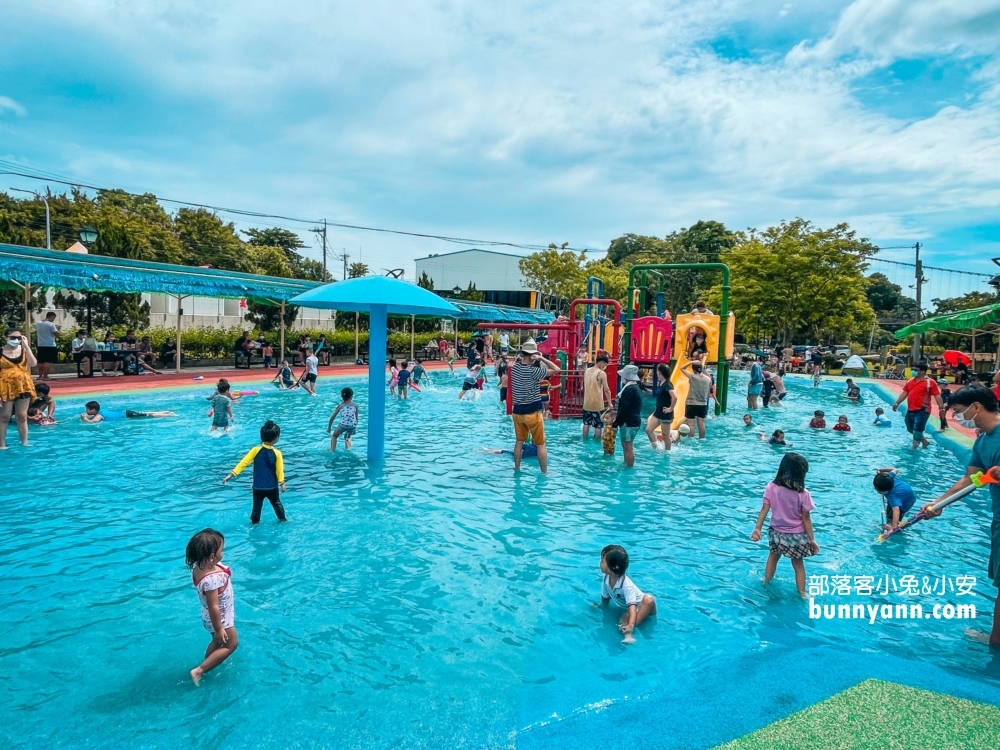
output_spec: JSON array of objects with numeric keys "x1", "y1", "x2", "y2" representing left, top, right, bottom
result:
[
  {"x1": 0, "y1": 163, "x2": 601, "y2": 254},
  {"x1": 871, "y1": 256, "x2": 993, "y2": 278}
]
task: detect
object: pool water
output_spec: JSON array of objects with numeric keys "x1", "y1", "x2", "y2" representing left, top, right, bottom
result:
[{"x1": 4, "y1": 371, "x2": 1000, "y2": 749}]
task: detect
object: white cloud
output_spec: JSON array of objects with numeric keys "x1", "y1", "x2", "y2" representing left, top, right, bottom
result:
[
  {"x1": 789, "y1": 0, "x2": 1000, "y2": 64},
  {"x1": 3, "y1": 0, "x2": 1000, "y2": 273},
  {"x1": 0, "y1": 96, "x2": 26, "y2": 116}
]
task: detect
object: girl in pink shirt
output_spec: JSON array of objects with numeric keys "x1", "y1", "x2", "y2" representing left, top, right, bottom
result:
[{"x1": 750, "y1": 453, "x2": 820, "y2": 596}]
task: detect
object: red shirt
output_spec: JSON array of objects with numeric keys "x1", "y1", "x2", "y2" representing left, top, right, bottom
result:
[
  {"x1": 832, "y1": 423, "x2": 851, "y2": 431},
  {"x1": 902, "y1": 376, "x2": 940, "y2": 412}
]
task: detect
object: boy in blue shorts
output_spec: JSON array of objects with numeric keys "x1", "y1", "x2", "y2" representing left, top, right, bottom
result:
[
  {"x1": 874, "y1": 467, "x2": 917, "y2": 531},
  {"x1": 81, "y1": 401, "x2": 175, "y2": 421}
]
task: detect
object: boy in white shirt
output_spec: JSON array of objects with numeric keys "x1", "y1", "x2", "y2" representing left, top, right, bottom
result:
[{"x1": 600, "y1": 544, "x2": 657, "y2": 644}]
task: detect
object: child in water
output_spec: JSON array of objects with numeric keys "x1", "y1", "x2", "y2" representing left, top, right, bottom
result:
[
  {"x1": 809, "y1": 410, "x2": 826, "y2": 429},
  {"x1": 186, "y1": 528, "x2": 238, "y2": 685},
  {"x1": 223, "y1": 420, "x2": 287, "y2": 524},
  {"x1": 208, "y1": 381, "x2": 235, "y2": 433},
  {"x1": 874, "y1": 467, "x2": 917, "y2": 531},
  {"x1": 873, "y1": 407, "x2": 891, "y2": 427},
  {"x1": 760, "y1": 429, "x2": 790, "y2": 446},
  {"x1": 750, "y1": 453, "x2": 819, "y2": 597},
  {"x1": 396, "y1": 362, "x2": 410, "y2": 400},
  {"x1": 599, "y1": 544, "x2": 657, "y2": 644},
  {"x1": 327, "y1": 387, "x2": 360, "y2": 450},
  {"x1": 832, "y1": 415, "x2": 851, "y2": 432},
  {"x1": 743, "y1": 414, "x2": 754, "y2": 428},
  {"x1": 601, "y1": 409, "x2": 618, "y2": 455},
  {"x1": 273, "y1": 361, "x2": 297, "y2": 390},
  {"x1": 388, "y1": 358, "x2": 399, "y2": 396},
  {"x1": 81, "y1": 401, "x2": 175, "y2": 421}
]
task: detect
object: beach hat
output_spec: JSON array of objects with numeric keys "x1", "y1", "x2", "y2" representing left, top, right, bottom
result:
[
  {"x1": 678, "y1": 424, "x2": 691, "y2": 435},
  {"x1": 519, "y1": 338, "x2": 539, "y2": 355},
  {"x1": 618, "y1": 364, "x2": 641, "y2": 382}
]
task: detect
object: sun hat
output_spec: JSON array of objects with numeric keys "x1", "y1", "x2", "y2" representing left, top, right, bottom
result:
[
  {"x1": 519, "y1": 338, "x2": 539, "y2": 355},
  {"x1": 618, "y1": 364, "x2": 640, "y2": 382},
  {"x1": 678, "y1": 424, "x2": 691, "y2": 435}
]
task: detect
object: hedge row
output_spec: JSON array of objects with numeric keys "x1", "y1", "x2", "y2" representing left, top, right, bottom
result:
[{"x1": 36, "y1": 325, "x2": 482, "y2": 361}]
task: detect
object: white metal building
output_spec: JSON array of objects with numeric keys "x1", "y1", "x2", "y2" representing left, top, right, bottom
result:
[{"x1": 414, "y1": 249, "x2": 537, "y2": 308}]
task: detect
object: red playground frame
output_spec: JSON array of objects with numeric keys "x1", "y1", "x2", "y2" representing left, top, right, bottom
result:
[{"x1": 478, "y1": 298, "x2": 622, "y2": 419}]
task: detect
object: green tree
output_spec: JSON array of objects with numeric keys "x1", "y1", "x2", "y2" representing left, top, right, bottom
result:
[
  {"x1": 581, "y1": 258, "x2": 630, "y2": 306},
  {"x1": 708, "y1": 219, "x2": 876, "y2": 345},
  {"x1": 175, "y1": 208, "x2": 245, "y2": 270},
  {"x1": 348, "y1": 262, "x2": 369, "y2": 278},
  {"x1": 518, "y1": 244, "x2": 587, "y2": 310},
  {"x1": 604, "y1": 221, "x2": 736, "y2": 315},
  {"x1": 456, "y1": 282, "x2": 484, "y2": 302},
  {"x1": 418, "y1": 270, "x2": 434, "y2": 290},
  {"x1": 930, "y1": 290, "x2": 998, "y2": 315},
  {"x1": 865, "y1": 272, "x2": 917, "y2": 320}
]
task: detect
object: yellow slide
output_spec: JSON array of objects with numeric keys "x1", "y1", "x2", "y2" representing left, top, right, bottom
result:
[{"x1": 667, "y1": 311, "x2": 734, "y2": 429}]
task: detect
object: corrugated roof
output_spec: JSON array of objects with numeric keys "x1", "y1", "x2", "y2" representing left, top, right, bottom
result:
[{"x1": 0, "y1": 243, "x2": 320, "y2": 304}]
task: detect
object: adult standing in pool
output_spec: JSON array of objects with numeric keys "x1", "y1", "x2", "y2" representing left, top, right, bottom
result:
[
  {"x1": 612, "y1": 365, "x2": 643, "y2": 467},
  {"x1": 0, "y1": 327, "x2": 37, "y2": 449},
  {"x1": 748, "y1": 357, "x2": 764, "y2": 409},
  {"x1": 922, "y1": 386, "x2": 1000, "y2": 647},
  {"x1": 509, "y1": 338, "x2": 559, "y2": 473},
  {"x1": 681, "y1": 358, "x2": 712, "y2": 439},
  {"x1": 581, "y1": 353, "x2": 612, "y2": 441},
  {"x1": 891, "y1": 362, "x2": 943, "y2": 450}
]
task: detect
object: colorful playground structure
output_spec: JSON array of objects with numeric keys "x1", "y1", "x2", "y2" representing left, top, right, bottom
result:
[
  {"x1": 480, "y1": 262, "x2": 733, "y2": 421},
  {"x1": 624, "y1": 263, "x2": 734, "y2": 425}
]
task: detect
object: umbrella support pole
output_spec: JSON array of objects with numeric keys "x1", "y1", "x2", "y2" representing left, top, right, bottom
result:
[{"x1": 368, "y1": 305, "x2": 388, "y2": 462}]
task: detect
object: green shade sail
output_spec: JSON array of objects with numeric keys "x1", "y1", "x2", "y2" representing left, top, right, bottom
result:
[{"x1": 895, "y1": 303, "x2": 1000, "y2": 339}]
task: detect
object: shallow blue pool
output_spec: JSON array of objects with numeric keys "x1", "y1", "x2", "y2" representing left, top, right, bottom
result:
[{"x1": 4, "y1": 371, "x2": 1000, "y2": 749}]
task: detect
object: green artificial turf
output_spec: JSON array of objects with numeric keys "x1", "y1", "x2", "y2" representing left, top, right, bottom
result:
[{"x1": 714, "y1": 679, "x2": 1000, "y2": 750}]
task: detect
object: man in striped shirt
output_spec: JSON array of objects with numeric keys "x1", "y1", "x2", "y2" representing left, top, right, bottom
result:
[{"x1": 509, "y1": 338, "x2": 560, "y2": 472}]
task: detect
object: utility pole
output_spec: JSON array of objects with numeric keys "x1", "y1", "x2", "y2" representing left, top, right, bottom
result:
[
  {"x1": 310, "y1": 220, "x2": 330, "y2": 280},
  {"x1": 321, "y1": 219, "x2": 328, "y2": 280},
  {"x1": 911, "y1": 242, "x2": 925, "y2": 363},
  {"x1": 342, "y1": 251, "x2": 349, "y2": 280}
]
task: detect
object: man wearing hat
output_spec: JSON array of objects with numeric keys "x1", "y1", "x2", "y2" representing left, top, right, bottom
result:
[
  {"x1": 509, "y1": 338, "x2": 560, "y2": 472},
  {"x1": 612, "y1": 364, "x2": 643, "y2": 467}
]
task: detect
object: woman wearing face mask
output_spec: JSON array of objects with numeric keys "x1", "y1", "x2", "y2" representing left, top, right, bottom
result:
[{"x1": 0, "y1": 327, "x2": 38, "y2": 449}]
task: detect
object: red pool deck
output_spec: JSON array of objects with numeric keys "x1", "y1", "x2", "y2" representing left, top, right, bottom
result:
[{"x1": 37, "y1": 361, "x2": 455, "y2": 398}]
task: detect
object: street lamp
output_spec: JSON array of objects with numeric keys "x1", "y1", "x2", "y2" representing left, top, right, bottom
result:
[
  {"x1": 79, "y1": 226, "x2": 98, "y2": 334},
  {"x1": 10, "y1": 188, "x2": 50, "y2": 249},
  {"x1": 452, "y1": 285, "x2": 463, "y2": 297}
]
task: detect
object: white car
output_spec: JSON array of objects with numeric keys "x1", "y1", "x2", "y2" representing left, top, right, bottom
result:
[{"x1": 833, "y1": 345, "x2": 851, "y2": 357}]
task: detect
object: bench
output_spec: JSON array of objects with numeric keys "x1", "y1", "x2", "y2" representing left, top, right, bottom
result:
[{"x1": 235, "y1": 349, "x2": 262, "y2": 369}]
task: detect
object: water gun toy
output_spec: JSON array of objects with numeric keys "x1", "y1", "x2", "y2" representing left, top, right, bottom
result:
[{"x1": 877, "y1": 468, "x2": 1000, "y2": 543}]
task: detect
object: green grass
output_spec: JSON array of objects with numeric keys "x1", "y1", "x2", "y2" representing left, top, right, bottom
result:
[{"x1": 714, "y1": 679, "x2": 1000, "y2": 750}]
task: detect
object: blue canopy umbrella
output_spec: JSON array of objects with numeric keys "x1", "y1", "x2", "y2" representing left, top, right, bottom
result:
[{"x1": 290, "y1": 277, "x2": 459, "y2": 461}]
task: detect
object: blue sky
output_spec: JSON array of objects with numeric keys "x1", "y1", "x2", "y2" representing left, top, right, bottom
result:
[{"x1": 1, "y1": 0, "x2": 999, "y2": 302}]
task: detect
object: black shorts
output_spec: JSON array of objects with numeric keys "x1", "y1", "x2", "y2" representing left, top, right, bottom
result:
[
  {"x1": 685, "y1": 404, "x2": 708, "y2": 419},
  {"x1": 462, "y1": 381, "x2": 476, "y2": 391},
  {"x1": 305, "y1": 373, "x2": 317, "y2": 383},
  {"x1": 500, "y1": 387, "x2": 507, "y2": 402},
  {"x1": 36, "y1": 346, "x2": 58, "y2": 364},
  {"x1": 582, "y1": 410, "x2": 603, "y2": 428}
]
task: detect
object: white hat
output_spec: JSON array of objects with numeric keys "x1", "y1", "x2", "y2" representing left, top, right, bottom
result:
[
  {"x1": 519, "y1": 338, "x2": 539, "y2": 355},
  {"x1": 618, "y1": 364, "x2": 640, "y2": 382},
  {"x1": 678, "y1": 424, "x2": 691, "y2": 435}
]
